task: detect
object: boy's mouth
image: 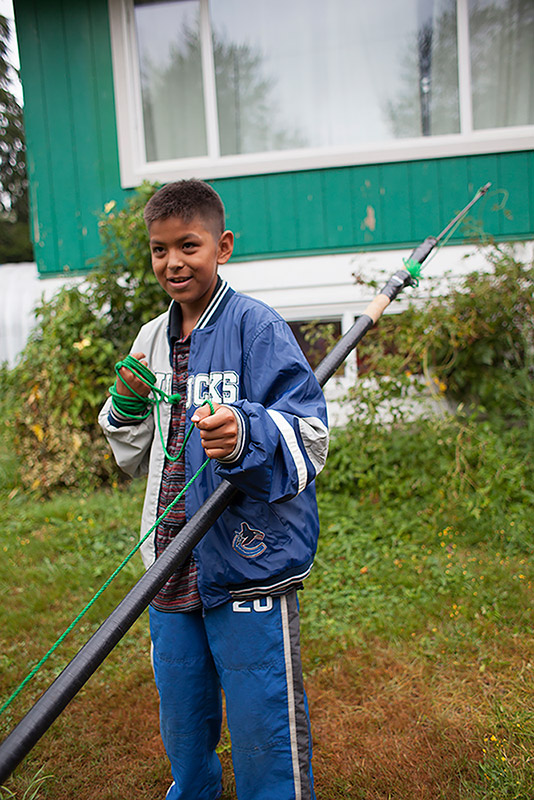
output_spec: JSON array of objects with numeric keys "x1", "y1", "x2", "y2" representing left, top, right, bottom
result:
[{"x1": 167, "y1": 275, "x2": 191, "y2": 284}]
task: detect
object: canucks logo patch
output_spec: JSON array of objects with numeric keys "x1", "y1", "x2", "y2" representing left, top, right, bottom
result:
[{"x1": 232, "y1": 522, "x2": 267, "y2": 558}]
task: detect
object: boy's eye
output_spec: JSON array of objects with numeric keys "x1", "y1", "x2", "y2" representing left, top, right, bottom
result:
[{"x1": 151, "y1": 246, "x2": 165, "y2": 255}]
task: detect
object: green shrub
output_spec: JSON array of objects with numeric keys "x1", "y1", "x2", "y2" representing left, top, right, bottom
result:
[
  {"x1": 354, "y1": 245, "x2": 533, "y2": 423},
  {"x1": 425, "y1": 247, "x2": 533, "y2": 420},
  {"x1": 7, "y1": 182, "x2": 167, "y2": 493},
  {"x1": 318, "y1": 409, "x2": 532, "y2": 550},
  {"x1": 10, "y1": 287, "x2": 117, "y2": 491},
  {"x1": 89, "y1": 181, "x2": 167, "y2": 352}
]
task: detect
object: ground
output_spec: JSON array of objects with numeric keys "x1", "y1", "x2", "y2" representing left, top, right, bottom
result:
[{"x1": 5, "y1": 638, "x2": 493, "y2": 800}]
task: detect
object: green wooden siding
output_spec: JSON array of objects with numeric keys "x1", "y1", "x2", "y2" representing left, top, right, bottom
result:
[
  {"x1": 14, "y1": 0, "x2": 534, "y2": 276},
  {"x1": 219, "y1": 152, "x2": 534, "y2": 261},
  {"x1": 14, "y1": 0, "x2": 121, "y2": 276}
]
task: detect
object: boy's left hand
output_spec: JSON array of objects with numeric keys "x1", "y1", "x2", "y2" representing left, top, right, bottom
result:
[{"x1": 192, "y1": 403, "x2": 238, "y2": 460}]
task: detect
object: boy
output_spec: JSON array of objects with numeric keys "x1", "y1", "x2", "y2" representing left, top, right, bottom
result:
[{"x1": 99, "y1": 180, "x2": 328, "y2": 800}]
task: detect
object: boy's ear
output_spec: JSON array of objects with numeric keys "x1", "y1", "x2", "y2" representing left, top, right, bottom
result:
[{"x1": 217, "y1": 230, "x2": 234, "y2": 265}]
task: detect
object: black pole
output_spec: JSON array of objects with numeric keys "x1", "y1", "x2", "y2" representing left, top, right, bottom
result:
[{"x1": 314, "y1": 270, "x2": 414, "y2": 386}]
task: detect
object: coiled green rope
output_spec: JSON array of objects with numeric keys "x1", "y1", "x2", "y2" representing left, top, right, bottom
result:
[
  {"x1": 110, "y1": 354, "x2": 214, "y2": 462},
  {"x1": 110, "y1": 354, "x2": 182, "y2": 420},
  {"x1": 0, "y1": 359, "x2": 214, "y2": 716}
]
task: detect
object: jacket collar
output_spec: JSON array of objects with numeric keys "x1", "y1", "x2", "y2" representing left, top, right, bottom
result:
[
  {"x1": 167, "y1": 277, "x2": 235, "y2": 346},
  {"x1": 195, "y1": 277, "x2": 234, "y2": 330}
]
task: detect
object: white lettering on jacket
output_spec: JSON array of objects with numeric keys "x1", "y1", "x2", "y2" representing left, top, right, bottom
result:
[
  {"x1": 155, "y1": 372, "x2": 173, "y2": 395},
  {"x1": 187, "y1": 371, "x2": 240, "y2": 408}
]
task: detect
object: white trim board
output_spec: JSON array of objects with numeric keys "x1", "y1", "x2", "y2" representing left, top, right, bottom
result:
[{"x1": 220, "y1": 242, "x2": 534, "y2": 321}]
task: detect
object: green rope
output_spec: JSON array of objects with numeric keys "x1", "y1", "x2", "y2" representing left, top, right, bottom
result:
[
  {"x1": 0, "y1": 362, "x2": 215, "y2": 716},
  {"x1": 109, "y1": 354, "x2": 182, "y2": 420},
  {"x1": 403, "y1": 257, "x2": 424, "y2": 286},
  {"x1": 110, "y1": 354, "x2": 200, "y2": 463}
]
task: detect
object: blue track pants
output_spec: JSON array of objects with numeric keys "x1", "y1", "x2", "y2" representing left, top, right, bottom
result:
[{"x1": 149, "y1": 591, "x2": 315, "y2": 800}]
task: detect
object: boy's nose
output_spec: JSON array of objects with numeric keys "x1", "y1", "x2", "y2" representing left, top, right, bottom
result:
[{"x1": 167, "y1": 249, "x2": 185, "y2": 269}]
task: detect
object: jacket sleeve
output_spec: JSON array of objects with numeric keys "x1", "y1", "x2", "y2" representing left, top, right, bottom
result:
[
  {"x1": 97, "y1": 328, "x2": 156, "y2": 479},
  {"x1": 98, "y1": 397, "x2": 154, "y2": 479},
  {"x1": 214, "y1": 318, "x2": 329, "y2": 503}
]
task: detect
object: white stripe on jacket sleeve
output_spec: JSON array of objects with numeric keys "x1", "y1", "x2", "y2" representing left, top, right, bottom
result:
[{"x1": 267, "y1": 410, "x2": 308, "y2": 495}]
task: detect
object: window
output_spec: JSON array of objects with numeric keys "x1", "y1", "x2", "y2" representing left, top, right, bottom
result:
[
  {"x1": 288, "y1": 319, "x2": 343, "y2": 372},
  {"x1": 469, "y1": 0, "x2": 534, "y2": 129},
  {"x1": 109, "y1": 0, "x2": 534, "y2": 187}
]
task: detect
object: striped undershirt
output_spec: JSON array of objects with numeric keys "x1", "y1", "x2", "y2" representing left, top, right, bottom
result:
[{"x1": 151, "y1": 335, "x2": 202, "y2": 613}]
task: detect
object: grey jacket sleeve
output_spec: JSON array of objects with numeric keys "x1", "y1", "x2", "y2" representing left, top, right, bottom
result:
[
  {"x1": 97, "y1": 321, "x2": 163, "y2": 479},
  {"x1": 98, "y1": 397, "x2": 155, "y2": 478}
]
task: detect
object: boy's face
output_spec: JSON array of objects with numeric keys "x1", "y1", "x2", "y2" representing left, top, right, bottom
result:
[{"x1": 149, "y1": 215, "x2": 233, "y2": 319}]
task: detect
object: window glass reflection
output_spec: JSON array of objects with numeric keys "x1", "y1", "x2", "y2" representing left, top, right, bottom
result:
[
  {"x1": 134, "y1": 0, "x2": 208, "y2": 161},
  {"x1": 209, "y1": 0, "x2": 460, "y2": 155},
  {"x1": 469, "y1": 0, "x2": 534, "y2": 129}
]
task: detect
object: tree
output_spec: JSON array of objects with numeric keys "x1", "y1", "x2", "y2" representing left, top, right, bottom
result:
[
  {"x1": 0, "y1": 14, "x2": 32, "y2": 262},
  {"x1": 139, "y1": 20, "x2": 305, "y2": 163}
]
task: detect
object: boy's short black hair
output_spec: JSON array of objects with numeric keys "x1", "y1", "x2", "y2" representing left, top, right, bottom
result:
[{"x1": 144, "y1": 179, "x2": 225, "y2": 236}]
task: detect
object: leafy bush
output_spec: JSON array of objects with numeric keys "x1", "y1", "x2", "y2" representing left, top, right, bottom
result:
[
  {"x1": 424, "y1": 247, "x2": 533, "y2": 419},
  {"x1": 318, "y1": 410, "x2": 532, "y2": 546},
  {"x1": 8, "y1": 287, "x2": 116, "y2": 491},
  {"x1": 89, "y1": 182, "x2": 167, "y2": 351},
  {"x1": 6, "y1": 182, "x2": 166, "y2": 493},
  {"x1": 353, "y1": 245, "x2": 534, "y2": 424}
]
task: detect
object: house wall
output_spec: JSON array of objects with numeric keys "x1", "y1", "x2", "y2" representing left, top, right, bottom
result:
[
  {"x1": 14, "y1": 0, "x2": 534, "y2": 277},
  {"x1": 14, "y1": 0, "x2": 121, "y2": 277}
]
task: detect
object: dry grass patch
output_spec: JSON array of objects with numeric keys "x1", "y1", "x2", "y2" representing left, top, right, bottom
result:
[{"x1": 308, "y1": 644, "x2": 480, "y2": 799}]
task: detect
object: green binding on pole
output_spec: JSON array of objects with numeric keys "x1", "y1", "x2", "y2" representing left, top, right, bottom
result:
[
  {"x1": 403, "y1": 257, "x2": 424, "y2": 285},
  {"x1": 402, "y1": 182, "x2": 492, "y2": 285}
]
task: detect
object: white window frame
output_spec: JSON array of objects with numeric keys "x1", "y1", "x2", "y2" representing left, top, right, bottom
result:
[{"x1": 108, "y1": 0, "x2": 534, "y2": 189}]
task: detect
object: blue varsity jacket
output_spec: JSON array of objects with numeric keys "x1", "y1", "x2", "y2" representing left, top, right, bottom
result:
[{"x1": 99, "y1": 279, "x2": 329, "y2": 609}]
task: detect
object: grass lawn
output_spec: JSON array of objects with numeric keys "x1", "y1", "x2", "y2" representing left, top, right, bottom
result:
[{"x1": 1, "y1": 413, "x2": 533, "y2": 799}]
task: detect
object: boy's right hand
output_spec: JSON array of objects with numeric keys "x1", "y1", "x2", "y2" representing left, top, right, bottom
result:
[{"x1": 116, "y1": 352, "x2": 151, "y2": 398}]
